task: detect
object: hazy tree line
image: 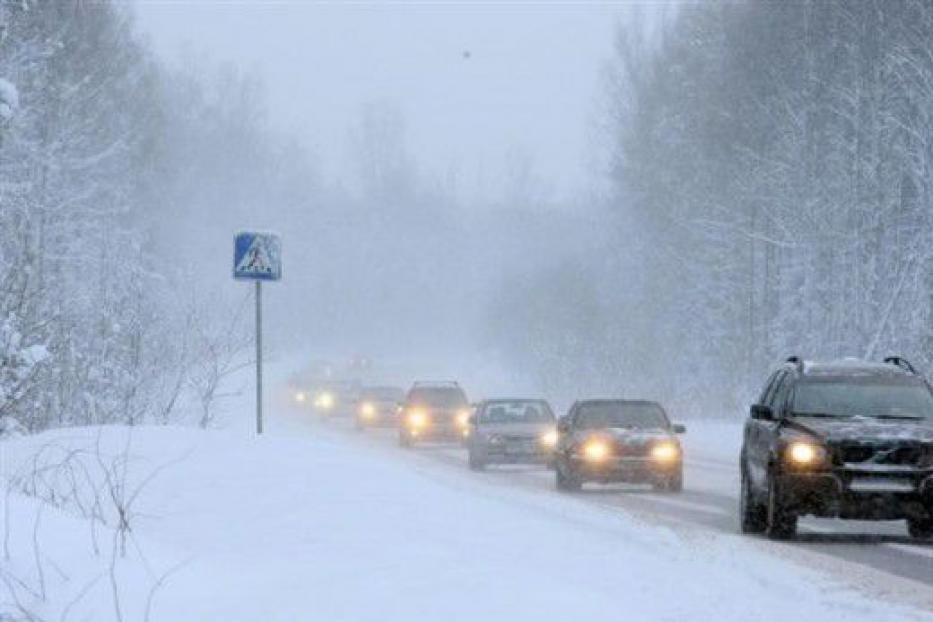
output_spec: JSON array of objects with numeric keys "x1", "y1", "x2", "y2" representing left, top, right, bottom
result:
[
  {"x1": 0, "y1": 1, "x2": 298, "y2": 431},
  {"x1": 487, "y1": 1, "x2": 933, "y2": 414}
]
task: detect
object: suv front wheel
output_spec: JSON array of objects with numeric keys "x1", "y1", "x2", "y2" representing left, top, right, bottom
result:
[
  {"x1": 907, "y1": 516, "x2": 933, "y2": 540},
  {"x1": 765, "y1": 471, "x2": 797, "y2": 539},
  {"x1": 739, "y1": 467, "x2": 767, "y2": 534}
]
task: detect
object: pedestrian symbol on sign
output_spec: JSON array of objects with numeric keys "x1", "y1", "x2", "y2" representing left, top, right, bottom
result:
[{"x1": 234, "y1": 232, "x2": 281, "y2": 281}]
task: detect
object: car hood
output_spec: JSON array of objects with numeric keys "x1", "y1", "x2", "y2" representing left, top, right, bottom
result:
[
  {"x1": 574, "y1": 427, "x2": 674, "y2": 444},
  {"x1": 480, "y1": 422, "x2": 554, "y2": 437},
  {"x1": 786, "y1": 416, "x2": 933, "y2": 443}
]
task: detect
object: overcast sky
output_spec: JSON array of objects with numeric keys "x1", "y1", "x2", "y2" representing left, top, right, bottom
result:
[{"x1": 135, "y1": 2, "x2": 623, "y2": 203}]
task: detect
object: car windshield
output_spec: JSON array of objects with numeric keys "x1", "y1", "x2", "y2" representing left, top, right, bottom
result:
[
  {"x1": 480, "y1": 401, "x2": 554, "y2": 424},
  {"x1": 793, "y1": 378, "x2": 933, "y2": 420},
  {"x1": 576, "y1": 402, "x2": 669, "y2": 429},
  {"x1": 408, "y1": 387, "x2": 468, "y2": 408},
  {"x1": 362, "y1": 387, "x2": 404, "y2": 402}
]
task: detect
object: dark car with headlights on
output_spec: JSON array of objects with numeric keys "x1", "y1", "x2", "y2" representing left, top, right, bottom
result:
[
  {"x1": 554, "y1": 400, "x2": 685, "y2": 492},
  {"x1": 741, "y1": 356, "x2": 933, "y2": 540},
  {"x1": 466, "y1": 399, "x2": 558, "y2": 470},
  {"x1": 398, "y1": 381, "x2": 471, "y2": 447},
  {"x1": 355, "y1": 385, "x2": 405, "y2": 430}
]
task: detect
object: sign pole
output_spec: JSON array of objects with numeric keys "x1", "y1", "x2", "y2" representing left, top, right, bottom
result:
[
  {"x1": 233, "y1": 230, "x2": 280, "y2": 437},
  {"x1": 255, "y1": 279, "x2": 263, "y2": 435}
]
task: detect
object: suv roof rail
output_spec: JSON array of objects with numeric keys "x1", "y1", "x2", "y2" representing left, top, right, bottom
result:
[
  {"x1": 785, "y1": 356, "x2": 804, "y2": 373},
  {"x1": 883, "y1": 356, "x2": 917, "y2": 374}
]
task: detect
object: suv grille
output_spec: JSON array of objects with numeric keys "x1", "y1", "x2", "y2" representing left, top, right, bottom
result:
[{"x1": 837, "y1": 442, "x2": 925, "y2": 467}]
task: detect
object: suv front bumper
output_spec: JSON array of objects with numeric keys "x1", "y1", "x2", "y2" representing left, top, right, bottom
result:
[{"x1": 777, "y1": 468, "x2": 933, "y2": 520}]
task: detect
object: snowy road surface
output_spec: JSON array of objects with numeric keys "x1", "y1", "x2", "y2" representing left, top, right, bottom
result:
[
  {"x1": 2, "y1": 412, "x2": 932, "y2": 621},
  {"x1": 294, "y1": 414, "x2": 933, "y2": 612}
]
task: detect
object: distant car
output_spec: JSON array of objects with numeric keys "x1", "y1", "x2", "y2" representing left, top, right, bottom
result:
[
  {"x1": 310, "y1": 380, "x2": 361, "y2": 418},
  {"x1": 740, "y1": 356, "x2": 933, "y2": 540},
  {"x1": 398, "y1": 381, "x2": 471, "y2": 447},
  {"x1": 355, "y1": 386, "x2": 405, "y2": 430},
  {"x1": 554, "y1": 400, "x2": 685, "y2": 492},
  {"x1": 466, "y1": 399, "x2": 558, "y2": 470}
]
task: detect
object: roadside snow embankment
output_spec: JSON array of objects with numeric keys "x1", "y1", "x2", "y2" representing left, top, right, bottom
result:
[{"x1": 1, "y1": 425, "x2": 928, "y2": 621}]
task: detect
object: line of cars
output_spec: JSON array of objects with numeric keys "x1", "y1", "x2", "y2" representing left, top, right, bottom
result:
[
  {"x1": 290, "y1": 355, "x2": 933, "y2": 541},
  {"x1": 293, "y1": 378, "x2": 688, "y2": 495}
]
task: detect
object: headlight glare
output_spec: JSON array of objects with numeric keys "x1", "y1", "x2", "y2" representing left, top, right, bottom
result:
[
  {"x1": 315, "y1": 392, "x2": 335, "y2": 409},
  {"x1": 650, "y1": 441, "x2": 680, "y2": 462},
  {"x1": 786, "y1": 441, "x2": 825, "y2": 466},
  {"x1": 583, "y1": 440, "x2": 610, "y2": 462},
  {"x1": 540, "y1": 430, "x2": 558, "y2": 448},
  {"x1": 407, "y1": 410, "x2": 428, "y2": 428}
]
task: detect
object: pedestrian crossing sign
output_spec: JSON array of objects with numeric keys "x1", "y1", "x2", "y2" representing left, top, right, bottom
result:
[{"x1": 234, "y1": 232, "x2": 282, "y2": 281}]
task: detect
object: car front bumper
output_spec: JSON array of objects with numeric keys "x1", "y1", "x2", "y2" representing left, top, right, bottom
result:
[
  {"x1": 479, "y1": 442, "x2": 555, "y2": 465},
  {"x1": 571, "y1": 456, "x2": 680, "y2": 484},
  {"x1": 777, "y1": 468, "x2": 933, "y2": 520},
  {"x1": 404, "y1": 425, "x2": 468, "y2": 442}
]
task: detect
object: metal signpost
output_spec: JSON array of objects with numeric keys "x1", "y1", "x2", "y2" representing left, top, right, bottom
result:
[{"x1": 234, "y1": 232, "x2": 282, "y2": 435}]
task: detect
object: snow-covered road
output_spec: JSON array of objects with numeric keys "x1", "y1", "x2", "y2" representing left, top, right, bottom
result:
[
  {"x1": 297, "y1": 414, "x2": 933, "y2": 612},
  {"x1": 2, "y1": 409, "x2": 932, "y2": 621}
]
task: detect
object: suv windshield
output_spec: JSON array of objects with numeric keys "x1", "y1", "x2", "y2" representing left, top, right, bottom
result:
[
  {"x1": 793, "y1": 378, "x2": 933, "y2": 420},
  {"x1": 576, "y1": 402, "x2": 669, "y2": 430},
  {"x1": 480, "y1": 401, "x2": 554, "y2": 424},
  {"x1": 408, "y1": 387, "x2": 468, "y2": 409}
]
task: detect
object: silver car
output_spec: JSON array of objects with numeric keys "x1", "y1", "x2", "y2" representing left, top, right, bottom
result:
[{"x1": 467, "y1": 399, "x2": 558, "y2": 470}]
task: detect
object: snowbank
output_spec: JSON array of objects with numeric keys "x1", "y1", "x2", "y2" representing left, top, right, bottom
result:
[{"x1": 1, "y1": 425, "x2": 928, "y2": 621}]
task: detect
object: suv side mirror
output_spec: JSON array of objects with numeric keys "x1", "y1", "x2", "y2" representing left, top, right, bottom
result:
[
  {"x1": 672, "y1": 423, "x2": 686, "y2": 434},
  {"x1": 750, "y1": 404, "x2": 774, "y2": 421}
]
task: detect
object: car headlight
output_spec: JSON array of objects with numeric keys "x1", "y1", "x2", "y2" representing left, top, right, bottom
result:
[
  {"x1": 583, "y1": 440, "x2": 610, "y2": 462},
  {"x1": 456, "y1": 410, "x2": 470, "y2": 427},
  {"x1": 294, "y1": 391, "x2": 307, "y2": 403},
  {"x1": 785, "y1": 441, "x2": 826, "y2": 467},
  {"x1": 315, "y1": 392, "x2": 335, "y2": 409},
  {"x1": 540, "y1": 430, "x2": 558, "y2": 448},
  {"x1": 650, "y1": 441, "x2": 680, "y2": 462},
  {"x1": 360, "y1": 402, "x2": 376, "y2": 418},
  {"x1": 407, "y1": 410, "x2": 428, "y2": 428}
]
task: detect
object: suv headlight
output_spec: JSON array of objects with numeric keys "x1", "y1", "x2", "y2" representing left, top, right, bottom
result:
[
  {"x1": 785, "y1": 441, "x2": 827, "y2": 467},
  {"x1": 407, "y1": 410, "x2": 428, "y2": 428}
]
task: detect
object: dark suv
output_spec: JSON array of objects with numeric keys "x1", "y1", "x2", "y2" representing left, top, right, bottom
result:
[
  {"x1": 554, "y1": 400, "x2": 685, "y2": 492},
  {"x1": 398, "y1": 381, "x2": 471, "y2": 447},
  {"x1": 740, "y1": 356, "x2": 933, "y2": 540}
]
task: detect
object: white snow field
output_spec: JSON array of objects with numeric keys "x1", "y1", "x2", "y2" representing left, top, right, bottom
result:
[{"x1": 2, "y1": 420, "x2": 931, "y2": 622}]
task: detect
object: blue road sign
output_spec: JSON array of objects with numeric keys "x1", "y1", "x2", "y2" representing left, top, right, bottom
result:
[{"x1": 234, "y1": 232, "x2": 282, "y2": 281}]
